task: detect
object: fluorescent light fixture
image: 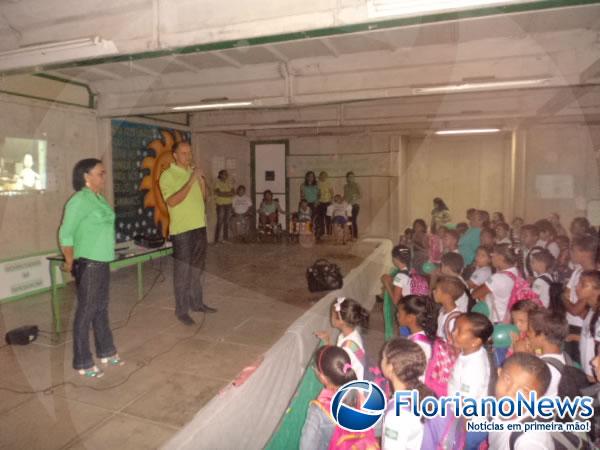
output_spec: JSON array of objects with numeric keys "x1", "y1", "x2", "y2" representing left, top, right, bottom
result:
[
  {"x1": 435, "y1": 128, "x2": 501, "y2": 135},
  {"x1": 171, "y1": 101, "x2": 254, "y2": 111},
  {"x1": 0, "y1": 37, "x2": 118, "y2": 72},
  {"x1": 368, "y1": 0, "x2": 538, "y2": 18},
  {"x1": 413, "y1": 78, "x2": 550, "y2": 95}
]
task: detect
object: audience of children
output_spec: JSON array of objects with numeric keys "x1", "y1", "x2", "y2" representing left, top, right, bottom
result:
[{"x1": 300, "y1": 203, "x2": 600, "y2": 450}]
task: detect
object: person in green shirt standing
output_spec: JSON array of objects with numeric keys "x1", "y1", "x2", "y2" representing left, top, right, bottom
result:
[
  {"x1": 213, "y1": 169, "x2": 235, "y2": 244},
  {"x1": 343, "y1": 171, "x2": 361, "y2": 240},
  {"x1": 160, "y1": 142, "x2": 217, "y2": 326},
  {"x1": 59, "y1": 158, "x2": 123, "y2": 378}
]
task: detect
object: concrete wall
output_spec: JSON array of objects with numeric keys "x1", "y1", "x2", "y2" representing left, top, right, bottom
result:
[
  {"x1": 400, "y1": 133, "x2": 512, "y2": 229},
  {"x1": 192, "y1": 132, "x2": 251, "y2": 242},
  {"x1": 0, "y1": 95, "x2": 101, "y2": 260},
  {"x1": 516, "y1": 124, "x2": 600, "y2": 227}
]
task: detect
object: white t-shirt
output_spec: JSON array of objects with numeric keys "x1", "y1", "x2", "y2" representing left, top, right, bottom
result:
[
  {"x1": 382, "y1": 405, "x2": 424, "y2": 450},
  {"x1": 447, "y1": 347, "x2": 490, "y2": 400},
  {"x1": 409, "y1": 331, "x2": 432, "y2": 363},
  {"x1": 454, "y1": 276, "x2": 469, "y2": 312},
  {"x1": 497, "y1": 237, "x2": 512, "y2": 245},
  {"x1": 579, "y1": 310, "x2": 600, "y2": 377},
  {"x1": 489, "y1": 414, "x2": 555, "y2": 450},
  {"x1": 566, "y1": 267, "x2": 584, "y2": 327},
  {"x1": 393, "y1": 271, "x2": 411, "y2": 297},
  {"x1": 337, "y1": 329, "x2": 365, "y2": 380},
  {"x1": 437, "y1": 307, "x2": 460, "y2": 340},
  {"x1": 537, "y1": 239, "x2": 560, "y2": 259},
  {"x1": 232, "y1": 195, "x2": 253, "y2": 214},
  {"x1": 470, "y1": 266, "x2": 492, "y2": 288},
  {"x1": 540, "y1": 353, "x2": 566, "y2": 397},
  {"x1": 485, "y1": 267, "x2": 519, "y2": 323},
  {"x1": 326, "y1": 201, "x2": 352, "y2": 218},
  {"x1": 532, "y1": 273, "x2": 553, "y2": 309}
]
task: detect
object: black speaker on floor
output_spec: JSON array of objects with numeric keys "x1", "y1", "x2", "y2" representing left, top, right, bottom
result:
[{"x1": 5, "y1": 325, "x2": 39, "y2": 345}]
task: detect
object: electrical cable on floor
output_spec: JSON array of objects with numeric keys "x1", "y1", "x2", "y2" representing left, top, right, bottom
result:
[{"x1": 0, "y1": 258, "x2": 208, "y2": 395}]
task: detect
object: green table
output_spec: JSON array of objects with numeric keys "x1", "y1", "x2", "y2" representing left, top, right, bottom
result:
[{"x1": 47, "y1": 245, "x2": 173, "y2": 334}]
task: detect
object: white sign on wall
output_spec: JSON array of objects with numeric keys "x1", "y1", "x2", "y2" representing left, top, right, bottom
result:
[
  {"x1": 534, "y1": 175, "x2": 574, "y2": 199},
  {"x1": 0, "y1": 253, "x2": 57, "y2": 300}
]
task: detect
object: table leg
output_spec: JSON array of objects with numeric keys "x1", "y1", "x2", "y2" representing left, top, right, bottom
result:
[
  {"x1": 50, "y1": 261, "x2": 62, "y2": 334},
  {"x1": 137, "y1": 262, "x2": 143, "y2": 300}
]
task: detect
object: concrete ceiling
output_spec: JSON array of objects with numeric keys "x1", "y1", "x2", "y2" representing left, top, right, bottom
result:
[{"x1": 1, "y1": 1, "x2": 600, "y2": 131}]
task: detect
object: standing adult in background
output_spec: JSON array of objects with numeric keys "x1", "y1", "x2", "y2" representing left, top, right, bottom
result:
[
  {"x1": 59, "y1": 158, "x2": 123, "y2": 378},
  {"x1": 300, "y1": 171, "x2": 319, "y2": 216},
  {"x1": 459, "y1": 210, "x2": 484, "y2": 266},
  {"x1": 316, "y1": 171, "x2": 334, "y2": 239},
  {"x1": 431, "y1": 197, "x2": 451, "y2": 232},
  {"x1": 213, "y1": 169, "x2": 235, "y2": 244},
  {"x1": 343, "y1": 171, "x2": 361, "y2": 240},
  {"x1": 160, "y1": 142, "x2": 217, "y2": 326}
]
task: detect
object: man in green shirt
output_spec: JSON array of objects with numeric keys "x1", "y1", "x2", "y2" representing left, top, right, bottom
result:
[{"x1": 160, "y1": 142, "x2": 217, "y2": 325}]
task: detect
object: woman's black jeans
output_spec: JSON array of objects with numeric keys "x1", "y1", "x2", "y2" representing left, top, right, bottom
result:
[
  {"x1": 351, "y1": 204, "x2": 360, "y2": 238},
  {"x1": 215, "y1": 204, "x2": 232, "y2": 242},
  {"x1": 72, "y1": 259, "x2": 117, "y2": 370}
]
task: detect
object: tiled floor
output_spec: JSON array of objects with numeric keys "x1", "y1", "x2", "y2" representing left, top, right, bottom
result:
[{"x1": 0, "y1": 240, "x2": 381, "y2": 450}]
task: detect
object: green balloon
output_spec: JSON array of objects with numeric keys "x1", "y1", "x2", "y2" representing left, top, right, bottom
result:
[
  {"x1": 493, "y1": 324, "x2": 519, "y2": 349},
  {"x1": 422, "y1": 261, "x2": 437, "y2": 274},
  {"x1": 471, "y1": 301, "x2": 491, "y2": 318},
  {"x1": 444, "y1": 223, "x2": 457, "y2": 230}
]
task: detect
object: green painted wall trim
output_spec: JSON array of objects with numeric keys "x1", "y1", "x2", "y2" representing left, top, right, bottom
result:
[{"x1": 17, "y1": 0, "x2": 600, "y2": 73}]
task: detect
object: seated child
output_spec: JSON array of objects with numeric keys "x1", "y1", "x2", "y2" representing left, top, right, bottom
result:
[
  {"x1": 488, "y1": 353, "x2": 552, "y2": 450},
  {"x1": 326, "y1": 194, "x2": 352, "y2": 244},
  {"x1": 433, "y1": 276, "x2": 464, "y2": 340},
  {"x1": 258, "y1": 189, "x2": 284, "y2": 226},
  {"x1": 231, "y1": 185, "x2": 253, "y2": 238},
  {"x1": 291, "y1": 199, "x2": 313, "y2": 236},
  {"x1": 467, "y1": 246, "x2": 493, "y2": 291},
  {"x1": 299, "y1": 345, "x2": 356, "y2": 450},
  {"x1": 315, "y1": 297, "x2": 369, "y2": 380},
  {"x1": 527, "y1": 308, "x2": 569, "y2": 396}
]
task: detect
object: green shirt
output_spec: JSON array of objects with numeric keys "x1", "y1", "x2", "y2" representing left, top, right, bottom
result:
[
  {"x1": 58, "y1": 188, "x2": 115, "y2": 262},
  {"x1": 301, "y1": 183, "x2": 319, "y2": 203},
  {"x1": 344, "y1": 182, "x2": 361, "y2": 205},
  {"x1": 214, "y1": 178, "x2": 234, "y2": 206},
  {"x1": 159, "y1": 163, "x2": 206, "y2": 235}
]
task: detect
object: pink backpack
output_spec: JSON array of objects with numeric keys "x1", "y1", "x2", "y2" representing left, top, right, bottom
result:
[
  {"x1": 413, "y1": 312, "x2": 460, "y2": 397},
  {"x1": 500, "y1": 270, "x2": 543, "y2": 323},
  {"x1": 399, "y1": 269, "x2": 430, "y2": 296}
]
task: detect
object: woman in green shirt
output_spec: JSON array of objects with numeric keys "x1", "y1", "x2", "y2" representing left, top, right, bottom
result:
[
  {"x1": 300, "y1": 171, "x2": 319, "y2": 213},
  {"x1": 343, "y1": 171, "x2": 361, "y2": 239},
  {"x1": 59, "y1": 159, "x2": 122, "y2": 378}
]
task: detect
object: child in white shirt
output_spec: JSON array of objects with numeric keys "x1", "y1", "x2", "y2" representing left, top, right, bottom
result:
[
  {"x1": 529, "y1": 248, "x2": 555, "y2": 309},
  {"x1": 575, "y1": 270, "x2": 600, "y2": 379},
  {"x1": 381, "y1": 338, "x2": 432, "y2": 450},
  {"x1": 381, "y1": 245, "x2": 413, "y2": 306},
  {"x1": 468, "y1": 246, "x2": 493, "y2": 291},
  {"x1": 396, "y1": 295, "x2": 438, "y2": 365},
  {"x1": 326, "y1": 194, "x2": 352, "y2": 244}
]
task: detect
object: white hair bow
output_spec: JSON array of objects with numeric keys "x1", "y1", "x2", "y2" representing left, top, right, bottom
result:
[{"x1": 334, "y1": 297, "x2": 346, "y2": 312}]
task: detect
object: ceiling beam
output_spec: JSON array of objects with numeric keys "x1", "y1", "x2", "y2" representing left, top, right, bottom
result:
[
  {"x1": 213, "y1": 51, "x2": 243, "y2": 68},
  {"x1": 320, "y1": 38, "x2": 340, "y2": 57},
  {"x1": 264, "y1": 44, "x2": 289, "y2": 62},
  {"x1": 168, "y1": 56, "x2": 202, "y2": 73},
  {"x1": 123, "y1": 61, "x2": 161, "y2": 77}
]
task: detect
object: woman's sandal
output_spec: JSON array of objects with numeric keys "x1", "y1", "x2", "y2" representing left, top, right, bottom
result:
[
  {"x1": 78, "y1": 366, "x2": 104, "y2": 378},
  {"x1": 100, "y1": 354, "x2": 125, "y2": 367}
]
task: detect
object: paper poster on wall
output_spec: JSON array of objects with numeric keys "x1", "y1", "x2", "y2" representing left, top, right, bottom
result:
[{"x1": 534, "y1": 175, "x2": 574, "y2": 199}]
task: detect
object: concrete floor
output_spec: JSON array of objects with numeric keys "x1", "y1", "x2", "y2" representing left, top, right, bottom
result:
[{"x1": 0, "y1": 240, "x2": 383, "y2": 450}]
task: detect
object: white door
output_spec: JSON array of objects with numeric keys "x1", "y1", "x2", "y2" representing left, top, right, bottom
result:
[{"x1": 252, "y1": 142, "x2": 287, "y2": 230}]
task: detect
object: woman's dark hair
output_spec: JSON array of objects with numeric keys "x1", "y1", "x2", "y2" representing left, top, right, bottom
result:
[
  {"x1": 382, "y1": 338, "x2": 435, "y2": 407},
  {"x1": 304, "y1": 171, "x2": 317, "y2": 186},
  {"x1": 392, "y1": 244, "x2": 411, "y2": 269},
  {"x1": 398, "y1": 295, "x2": 439, "y2": 341},
  {"x1": 218, "y1": 169, "x2": 227, "y2": 179},
  {"x1": 72, "y1": 158, "x2": 102, "y2": 191},
  {"x1": 314, "y1": 345, "x2": 357, "y2": 387},
  {"x1": 263, "y1": 189, "x2": 273, "y2": 198},
  {"x1": 492, "y1": 243, "x2": 517, "y2": 265},
  {"x1": 433, "y1": 197, "x2": 448, "y2": 211},
  {"x1": 332, "y1": 297, "x2": 370, "y2": 329},
  {"x1": 461, "y1": 312, "x2": 494, "y2": 343},
  {"x1": 346, "y1": 171, "x2": 355, "y2": 178}
]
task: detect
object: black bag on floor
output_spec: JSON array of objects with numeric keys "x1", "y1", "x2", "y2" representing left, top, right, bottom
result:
[
  {"x1": 306, "y1": 259, "x2": 343, "y2": 292},
  {"x1": 5, "y1": 325, "x2": 39, "y2": 345}
]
